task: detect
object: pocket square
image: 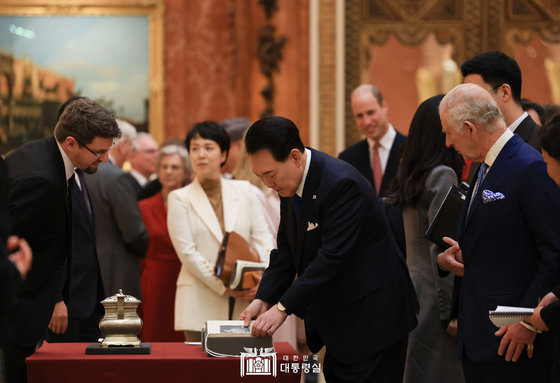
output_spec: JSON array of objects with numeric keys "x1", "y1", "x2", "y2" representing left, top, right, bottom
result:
[
  {"x1": 482, "y1": 189, "x2": 505, "y2": 204},
  {"x1": 307, "y1": 222, "x2": 319, "y2": 231}
]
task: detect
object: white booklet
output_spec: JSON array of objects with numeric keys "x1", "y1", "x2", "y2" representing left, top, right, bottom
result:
[{"x1": 489, "y1": 305, "x2": 534, "y2": 327}]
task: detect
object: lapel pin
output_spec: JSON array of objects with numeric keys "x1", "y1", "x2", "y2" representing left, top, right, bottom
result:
[{"x1": 312, "y1": 195, "x2": 317, "y2": 200}]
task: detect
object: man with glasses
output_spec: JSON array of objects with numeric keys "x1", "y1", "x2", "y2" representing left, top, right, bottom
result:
[
  {"x1": 461, "y1": 51, "x2": 540, "y2": 150},
  {"x1": 3, "y1": 98, "x2": 120, "y2": 383}
]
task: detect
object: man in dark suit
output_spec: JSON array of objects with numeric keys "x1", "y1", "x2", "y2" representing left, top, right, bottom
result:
[
  {"x1": 46, "y1": 98, "x2": 105, "y2": 343},
  {"x1": 338, "y1": 84, "x2": 406, "y2": 197},
  {"x1": 4, "y1": 98, "x2": 120, "y2": 383},
  {"x1": 461, "y1": 51, "x2": 540, "y2": 150},
  {"x1": 85, "y1": 133, "x2": 149, "y2": 299},
  {"x1": 437, "y1": 84, "x2": 560, "y2": 382},
  {"x1": 241, "y1": 116, "x2": 418, "y2": 382},
  {"x1": 0, "y1": 157, "x2": 32, "y2": 383},
  {"x1": 127, "y1": 131, "x2": 160, "y2": 200}
]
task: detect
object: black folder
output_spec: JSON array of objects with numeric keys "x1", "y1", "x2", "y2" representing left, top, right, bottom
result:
[{"x1": 425, "y1": 182, "x2": 469, "y2": 249}]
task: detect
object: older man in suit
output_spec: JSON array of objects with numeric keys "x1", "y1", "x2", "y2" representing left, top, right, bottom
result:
[
  {"x1": 85, "y1": 128, "x2": 149, "y2": 299},
  {"x1": 241, "y1": 116, "x2": 418, "y2": 383},
  {"x1": 4, "y1": 98, "x2": 120, "y2": 383},
  {"x1": 437, "y1": 84, "x2": 560, "y2": 383},
  {"x1": 339, "y1": 84, "x2": 406, "y2": 197}
]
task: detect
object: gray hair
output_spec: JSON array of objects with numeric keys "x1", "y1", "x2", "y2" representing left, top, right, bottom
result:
[
  {"x1": 131, "y1": 132, "x2": 156, "y2": 151},
  {"x1": 116, "y1": 119, "x2": 137, "y2": 142},
  {"x1": 156, "y1": 144, "x2": 192, "y2": 179},
  {"x1": 439, "y1": 83, "x2": 504, "y2": 133}
]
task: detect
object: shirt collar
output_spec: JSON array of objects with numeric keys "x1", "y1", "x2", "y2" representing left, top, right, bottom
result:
[
  {"x1": 56, "y1": 139, "x2": 76, "y2": 183},
  {"x1": 508, "y1": 111, "x2": 528, "y2": 133},
  {"x1": 366, "y1": 124, "x2": 396, "y2": 150},
  {"x1": 130, "y1": 169, "x2": 148, "y2": 186},
  {"x1": 295, "y1": 148, "x2": 311, "y2": 198},
  {"x1": 484, "y1": 128, "x2": 514, "y2": 168}
]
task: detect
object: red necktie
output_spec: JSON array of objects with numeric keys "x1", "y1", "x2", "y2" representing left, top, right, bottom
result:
[{"x1": 372, "y1": 142, "x2": 382, "y2": 194}]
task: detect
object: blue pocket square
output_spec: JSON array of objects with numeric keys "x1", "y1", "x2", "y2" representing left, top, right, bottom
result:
[{"x1": 482, "y1": 189, "x2": 505, "y2": 204}]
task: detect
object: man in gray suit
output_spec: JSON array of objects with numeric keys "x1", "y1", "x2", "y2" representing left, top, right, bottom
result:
[{"x1": 85, "y1": 123, "x2": 149, "y2": 299}]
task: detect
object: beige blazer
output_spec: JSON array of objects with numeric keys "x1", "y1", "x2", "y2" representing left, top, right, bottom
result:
[{"x1": 167, "y1": 178, "x2": 274, "y2": 331}]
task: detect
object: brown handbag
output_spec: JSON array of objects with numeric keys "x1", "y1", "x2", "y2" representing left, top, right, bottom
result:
[{"x1": 214, "y1": 231, "x2": 260, "y2": 288}]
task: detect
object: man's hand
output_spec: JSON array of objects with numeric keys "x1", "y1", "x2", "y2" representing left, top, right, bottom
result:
[
  {"x1": 48, "y1": 301, "x2": 68, "y2": 334},
  {"x1": 437, "y1": 237, "x2": 464, "y2": 277},
  {"x1": 7, "y1": 236, "x2": 32, "y2": 279},
  {"x1": 250, "y1": 304, "x2": 288, "y2": 337},
  {"x1": 496, "y1": 322, "x2": 537, "y2": 362},
  {"x1": 537, "y1": 291, "x2": 558, "y2": 309},
  {"x1": 239, "y1": 299, "x2": 270, "y2": 328}
]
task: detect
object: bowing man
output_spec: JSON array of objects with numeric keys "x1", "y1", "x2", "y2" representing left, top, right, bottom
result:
[{"x1": 240, "y1": 116, "x2": 418, "y2": 383}]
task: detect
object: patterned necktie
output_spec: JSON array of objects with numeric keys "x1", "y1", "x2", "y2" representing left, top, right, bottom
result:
[
  {"x1": 372, "y1": 142, "x2": 382, "y2": 195},
  {"x1": 76, "y1": 169, "x2": 93, "y2": 220},
  {"x1": 468, "y1": 162, "x2": 488, "y2": 213}
]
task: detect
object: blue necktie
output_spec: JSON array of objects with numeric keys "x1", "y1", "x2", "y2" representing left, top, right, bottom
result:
[
  {"x1": 468, "y1": 162, "x2": 488, "y2": 213},
  {"x1": 473, "y1": 162, "x2": 488, "y2": 198}
]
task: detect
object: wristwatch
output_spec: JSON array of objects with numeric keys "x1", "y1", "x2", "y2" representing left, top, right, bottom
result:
[{"x1": 277, "y1": 302, "x2": 288, "y2": 314}]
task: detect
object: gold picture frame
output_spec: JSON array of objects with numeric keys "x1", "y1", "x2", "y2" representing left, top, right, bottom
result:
[{"x1": 0, "y1": 0, "x2": 165, "y2": 149}]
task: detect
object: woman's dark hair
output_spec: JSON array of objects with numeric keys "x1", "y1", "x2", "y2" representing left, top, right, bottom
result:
[
  {"x1": 541, "y1": 113, "x2": 560, "y2": 160},
  {"x1": 185, "y1": 120, "x2": 231, "y2": 167},
  {"x1": 389, "y1": 94, "x2": 465, "y2": 209}
]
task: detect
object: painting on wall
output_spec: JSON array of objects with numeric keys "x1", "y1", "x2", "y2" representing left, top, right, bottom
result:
[{"x1": 0, "y1": 0, "x2": 163, "y2": 155}]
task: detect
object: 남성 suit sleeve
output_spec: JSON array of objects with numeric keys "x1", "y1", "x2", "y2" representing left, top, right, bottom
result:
[
  {"x1": 108, "y1": 172, "x2": 149, "y2": 258},
  {"x1": 518, "y1": 161, "x2": 560, "y2": 305},
  {"x1": 279, "y1": 179, "x2": 370, "y2": 316}
]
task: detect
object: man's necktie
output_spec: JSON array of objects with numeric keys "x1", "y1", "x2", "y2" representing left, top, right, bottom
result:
[
  {"x1": 76, "y1": 169, "x2": 93, "y2": 220},
  {"x1": 293, "y1": 194, "x2": 301, "y2": 228},
  {"x1": 468, "y1": 162, "x2": 488, "y2": 213},
  {"x1": 372, "y1": 142, "x2": 382, "y2": 194}
]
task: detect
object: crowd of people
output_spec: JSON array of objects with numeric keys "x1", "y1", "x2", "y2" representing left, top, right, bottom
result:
[{"x1": 2, "y1": 50, "x2": 560, "y2": 383}]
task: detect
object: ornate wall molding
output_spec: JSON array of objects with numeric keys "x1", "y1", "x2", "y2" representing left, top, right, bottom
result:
[{"x1": 257, "y1": 0, "x2": 286, "y2": 118}]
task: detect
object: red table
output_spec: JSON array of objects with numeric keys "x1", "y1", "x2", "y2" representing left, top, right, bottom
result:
[{"x1": 26, "y1": 342, "x2": 301, "y2": 383}]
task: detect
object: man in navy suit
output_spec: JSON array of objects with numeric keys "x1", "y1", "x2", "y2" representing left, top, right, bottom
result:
[
  {"x1": 241, "y1": 116, "x2": 418, "y2": 382},
  {"x1": 338, "y1": 84, "x2": 406, "y2": 197},
  {"x1": 4, "y1": 98, "x2": 120, "y2": 383},
  {"x1": 437, "y1": 84, "x2": 560, "y2": 382}
]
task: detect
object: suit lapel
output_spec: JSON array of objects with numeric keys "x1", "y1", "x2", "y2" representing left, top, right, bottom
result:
[
  {"x1": 514, "y1": 115, "x2": 536, "y2": 143},
  {"x1": 464, "y1": 137, "x2": 518, "y2": 229},
  {"x1": 381, "y1": 132, "x2": 405, "y2": 196},
  {"x1": 188, "y1": 178, "x2": 224, "y2": 243},
  {"x1": 221, "y1": 179, "x2": 239, "y2": 233},
  {"x1": 282, "y1": 197, "x2": 298, "y2": 258},
  {"x1": 294, "y1": 149, "x2": 323, "y2": 268}
]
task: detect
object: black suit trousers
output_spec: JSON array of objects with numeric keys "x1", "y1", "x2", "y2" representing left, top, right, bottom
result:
[{"x1": 323, "y1": 336, "x2": 408, "y2": 383}]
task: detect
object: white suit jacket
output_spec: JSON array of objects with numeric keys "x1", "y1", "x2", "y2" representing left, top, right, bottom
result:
[{"x1": 167, "y1": 178, "x2": 274, "y2": 331}]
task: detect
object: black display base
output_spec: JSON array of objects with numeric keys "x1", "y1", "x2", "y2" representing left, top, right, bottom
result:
[{"x1": 85, "y1": 342, "x2": 151, "y2": 355}]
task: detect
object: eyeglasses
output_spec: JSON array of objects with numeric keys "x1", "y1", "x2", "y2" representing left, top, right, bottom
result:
[
  {"x1": 492, "y1": 83, "x2": 504, "y2": 91},
  {"x1": 73, "y1": 137, "x2": 114, "y2": 158}
]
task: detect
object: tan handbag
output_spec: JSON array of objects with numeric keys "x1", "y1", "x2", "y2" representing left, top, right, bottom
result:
[{"x1": 214, "y1": 231, "x2": 260, "y2": 288}]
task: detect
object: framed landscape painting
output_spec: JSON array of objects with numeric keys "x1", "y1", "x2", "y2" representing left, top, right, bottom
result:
[{"x1": 0, "y1": 0, "x2": 164, "y2": 154}]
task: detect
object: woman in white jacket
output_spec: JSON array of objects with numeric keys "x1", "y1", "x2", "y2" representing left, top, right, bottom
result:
[{"x1": 167, "y1": 121, "x2": 274, "y2": 341}]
